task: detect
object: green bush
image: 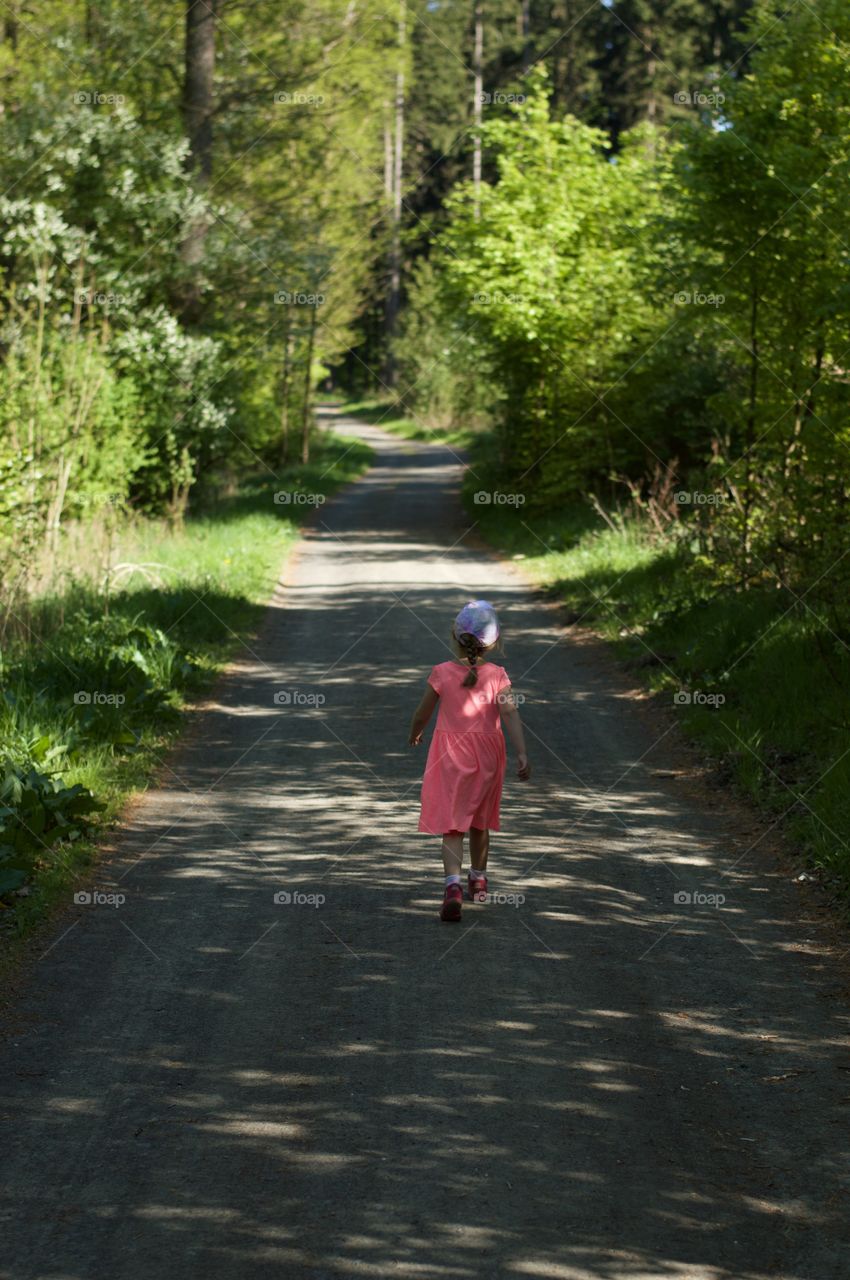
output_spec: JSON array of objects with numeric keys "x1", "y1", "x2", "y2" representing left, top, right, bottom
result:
[{"x1": 0, "y1": 753, "x2": 103, "y2": 897}]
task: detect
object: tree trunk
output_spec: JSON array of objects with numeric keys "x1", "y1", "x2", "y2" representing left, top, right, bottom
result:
[
  {"x1": 641, "y1": 19, "x2": 658, "y2": 156},
  {"x1": 278, "y1": 320, "x2": 293, "y2": 467},
  {"x1": 383, "y1": 3, "x2": 405, "y2": 387},
  {"x1": 180, "y1": 0, "x2": 217, "y2": 324},
  {"x1": 741, "y1": 266, "x2": 759, "y2": 589},
  {"x1": 301, "y1": 307, "x2": 318, "y2": 464},
  {"x1": 85, "y1": 2, "x2": 98, "y2": 44},
  {"x1": 4, "y1": 4, "x2": 18, "y2": 50},
  {"x1": 473, "y1": 0, "x2": 483, "y2": 217},
  {"x1": 383, "y1": 105, "x2": 393, "y2": 200},
  {"x1": 520, "y1": 0, "x2": 530, "y2": 74}
]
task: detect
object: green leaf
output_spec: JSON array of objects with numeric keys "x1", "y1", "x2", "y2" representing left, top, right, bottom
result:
[{"x1": 0, "y1": 868, "x2": 27, "y2": 895}]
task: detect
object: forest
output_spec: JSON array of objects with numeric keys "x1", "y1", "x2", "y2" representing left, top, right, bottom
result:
[{"x1": 2, "y1": 0, "x2": 850, "y2": 922}]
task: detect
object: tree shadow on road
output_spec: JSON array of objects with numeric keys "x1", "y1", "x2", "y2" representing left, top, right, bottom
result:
[{"x1": 3, "y1": 467, "x2": 850, "y2": 1280}]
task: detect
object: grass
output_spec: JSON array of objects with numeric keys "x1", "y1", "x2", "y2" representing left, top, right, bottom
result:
[
  {"x1": 0, "y1": 428, "x2": 373, "y2": 944},
  {"x1": 469, "y1": 484, "x2": 850, "y2": 895},
  {"x1": 339, "y1": 395, "x2": 476, "y2": 447}
]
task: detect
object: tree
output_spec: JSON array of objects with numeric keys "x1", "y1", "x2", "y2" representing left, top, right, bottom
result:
[
  {"x1": 179, "y1": 0, "x2": 218, "y2": 324},
  {"x1": 596, "y1": 0, "x2": 753, "y2": 144}
]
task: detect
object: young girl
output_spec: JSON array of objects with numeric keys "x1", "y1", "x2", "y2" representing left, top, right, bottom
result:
[{"x1": 408, "y1": 600, "x2": 531, "y2": 921}]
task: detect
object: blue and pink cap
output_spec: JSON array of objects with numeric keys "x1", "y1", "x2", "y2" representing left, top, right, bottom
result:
[{"x1": 454, "y1": 599, "x2": 500, "y2": 647}]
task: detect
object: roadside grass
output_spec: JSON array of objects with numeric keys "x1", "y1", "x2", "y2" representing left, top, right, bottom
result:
[
  {"x1": 339, "y1": 396, "x2": 476, "y2": 447},
  {"x1": 469, "y1": 482, "x2": 850, "y2": 894},
  {"x1": 0, "y1": 429, "x2": 372, "y2": 944}
]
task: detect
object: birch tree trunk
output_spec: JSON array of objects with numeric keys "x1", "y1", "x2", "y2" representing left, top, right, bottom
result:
[
  {"x1": 473, "y1": 0, "x2": 483, "y2": 218},
  {"x1": 383, "y1": 2, "x2": 405, "y2": 387}
]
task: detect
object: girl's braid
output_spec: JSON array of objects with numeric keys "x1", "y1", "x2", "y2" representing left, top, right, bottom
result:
[{"x1": 458, "y1": 631, "x2": 484, "y2": 687}]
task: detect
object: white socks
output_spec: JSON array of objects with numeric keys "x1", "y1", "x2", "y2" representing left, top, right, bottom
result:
[{"x1": 444, "y1": 870, "x2": 486, "y2": 888}]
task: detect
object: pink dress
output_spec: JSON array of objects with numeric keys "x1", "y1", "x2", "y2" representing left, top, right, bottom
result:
[{"x1": 418, "y1": 661, "x2": 511, "y2": 834}]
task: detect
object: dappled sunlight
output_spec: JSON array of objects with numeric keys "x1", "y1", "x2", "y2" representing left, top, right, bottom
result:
[{"x1": 2, "y1": 416, "x2": 849, "y2": 1280}]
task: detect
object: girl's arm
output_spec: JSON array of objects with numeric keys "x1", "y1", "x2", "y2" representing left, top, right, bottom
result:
[
  {"x1": 408, "y1": 684, "x2": 439, "y2": 745},
  {"x1": 498, "y1": 688, "x2": 531, "y2": 780}
]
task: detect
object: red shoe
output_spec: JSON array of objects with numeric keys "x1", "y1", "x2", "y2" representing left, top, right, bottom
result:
[
  {"x1": 440, "y1": 883, "x2": 463, "y2": 921},
  {"x1": 467, "y1": 873, "x2": 488, "y2": 902}
]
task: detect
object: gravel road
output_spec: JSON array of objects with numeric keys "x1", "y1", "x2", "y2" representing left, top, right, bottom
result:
[{"x1": 2, "y1": 408, "x2": 849, "y2": 1280}]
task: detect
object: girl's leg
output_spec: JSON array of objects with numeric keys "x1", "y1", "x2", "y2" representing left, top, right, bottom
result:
[
  {"x1": 469, "y1": 826, "x2": 489, "y2": 872},
  {"x1": 440, "y1": 831, "x2": 465, "y2": 921},
  {"x1": 441, "y1": 830, "x2": 465, "y2": 878}
]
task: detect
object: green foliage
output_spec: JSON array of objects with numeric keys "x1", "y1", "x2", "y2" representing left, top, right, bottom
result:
[
  {"x1": 0, "y1": 107, "x2": 197, "y2": 304},
  {"x1": 0, "y1": 758, "x2": 103, "y2": 896},
  {"x1": 596, "y1": 0, "x2": 753, "y2": 141},
  {"x1": 475, "y1": 496, "x2": 850, "y2": 884},
  {"x1": 0, "y1": 425, "x2": 371, "y2": 914},
  {"x1": 408, "y1": 1, "x2": 850, "y2": 612},
  {"x1": 393, "y1": 259, "x2": 497, "y2": 430},
  {"x1": 418, "y1": 68, "x2": 672, "y2": 501},
  {"x1": 396, "y1": 0, "x2": 753, "y2": 296},
  {"x1": 394, "y1": 0, "x2": 850, "y2": 883},
  {"x1": 112, "y1": 307, "x2": 233, "y2": 515},
  {"x1": 0, "y1": 0, "x2": 398, "y2": 597},
  {"x1": 670, "y1": 0, "x2": 850, "y2": 600}
]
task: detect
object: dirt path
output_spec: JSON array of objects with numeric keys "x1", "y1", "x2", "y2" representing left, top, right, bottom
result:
[{"x1": 2, "y1": 409, "x2": 849, "y2": 1280}]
